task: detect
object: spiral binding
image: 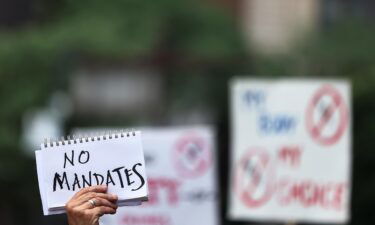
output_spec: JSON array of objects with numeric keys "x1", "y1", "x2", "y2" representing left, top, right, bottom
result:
[{"x1": 43, "y1": 129, "x2": 137, "y2": 148}]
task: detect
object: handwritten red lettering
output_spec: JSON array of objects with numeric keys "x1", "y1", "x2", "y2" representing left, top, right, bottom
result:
[
  {"x1": 276, "y1": 178, "x2": 347, "y2": 211},
  {"x1": 145, "y1": 178, "x2": 181, "y2": 206},
  {"x1": 278, "y1": 146, "x2": 302, "y2": 167}
]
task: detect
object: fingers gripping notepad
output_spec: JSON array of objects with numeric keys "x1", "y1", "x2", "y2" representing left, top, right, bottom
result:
[{"x1": 35, "y1": 131, "x2": 148, "y2": 215}]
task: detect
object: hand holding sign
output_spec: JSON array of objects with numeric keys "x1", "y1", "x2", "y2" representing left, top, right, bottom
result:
[
  {"x1": 35, "y1": 131, "x2": 148, "y2": 215},
  {"x1": 66, "y1": 185, "x2": 118, "y2": 225}
]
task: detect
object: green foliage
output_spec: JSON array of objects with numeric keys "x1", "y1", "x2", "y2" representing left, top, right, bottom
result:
[
  {"x1": 0, "y1": 0, "x2": 243, "y2": 149},
  {"x1": 0, "y1": 1, "x2": 244, "y2": 223}
]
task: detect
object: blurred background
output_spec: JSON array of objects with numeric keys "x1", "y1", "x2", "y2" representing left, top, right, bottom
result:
[{"x1": 0, "y1": 0, "x2": 374, "y2": 224}]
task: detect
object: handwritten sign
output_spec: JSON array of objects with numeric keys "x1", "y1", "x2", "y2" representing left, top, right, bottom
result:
[
  {"x1": 101, "y1": 126, "x2": 218, "y2": 225},
  {"x1": 36, "y1": 131, "x2": 148, "y2": 215},
  {"x1": 228, "y1": 79, "x2": 351, "y2": 223}
]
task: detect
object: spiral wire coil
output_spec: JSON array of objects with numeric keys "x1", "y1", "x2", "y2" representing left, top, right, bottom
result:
[{"x1": 43, "y1": 129, "x2": 137, "y2": 148}]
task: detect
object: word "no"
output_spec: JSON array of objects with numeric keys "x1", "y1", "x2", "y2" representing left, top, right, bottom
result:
[{"x1": 64, "y1": 150, "x2": 90, "y2": 168}]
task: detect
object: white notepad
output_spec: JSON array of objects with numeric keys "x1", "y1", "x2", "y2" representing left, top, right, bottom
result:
[{"x1": 35, "y1": 131, "x2": 148, "y2": 215}]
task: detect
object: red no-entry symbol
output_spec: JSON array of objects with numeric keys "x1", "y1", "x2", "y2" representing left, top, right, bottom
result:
[
  {"x1": 234, "y1": 148, "x2": 274, "y2": 208},
  {"x1": 172, "y1": 133, "x2": 212, "y2": 178},
  {"x1": 306, "y1": 85, "x2": 349, "y2": 146}
]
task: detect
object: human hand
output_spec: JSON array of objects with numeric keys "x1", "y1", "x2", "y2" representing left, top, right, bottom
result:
[{"x1": 65, "y1": 185, "x2": 118, "y2": 225}]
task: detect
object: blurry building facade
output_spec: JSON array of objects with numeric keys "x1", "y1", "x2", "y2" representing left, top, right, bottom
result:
[{"x1": 241, "y1": 0, "x2": 319, "y2": 54}]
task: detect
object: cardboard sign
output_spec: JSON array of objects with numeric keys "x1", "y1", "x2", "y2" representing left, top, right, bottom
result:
[
  {"x1": 101, "y1": 126, "x2": 218, "y2": 225},
  {"x1": 228, "y1": 79, "x2": 351, "y2": 223},
  {"x1": 36, "y1": 131, "x2": 148, "y2": 215}
]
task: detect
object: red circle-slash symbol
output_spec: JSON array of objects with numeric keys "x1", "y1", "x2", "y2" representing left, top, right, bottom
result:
[
  {"x1": 234, "y1": 148, "x2": 274, "y2": 208},
  {"x1": 172, "y1": 133, "x2": 212, "y2": 178},
  {"x1": 306, "y1": 84, "x2": 349, "y2": 146}
]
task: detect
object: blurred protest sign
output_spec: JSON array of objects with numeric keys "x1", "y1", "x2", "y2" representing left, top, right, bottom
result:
[
  {"x1": 36, "y1": 131, "x2": 148, "y2": 215},
  {"x1": 101, "y1": 126, "x2": 218, "y2": 225},
  {"x1": 228, "y1": 79, "x2": 351, "y2": 223}
]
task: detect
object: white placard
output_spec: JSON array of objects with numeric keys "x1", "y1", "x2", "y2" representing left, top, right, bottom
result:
[
  {"x1": 101, "y1": 126, "x2": 218, "y2": 225},
  {"x1": 36, "y1": 131, "x2": 148, "y2": 215},
  {"x1": 228, "y1": 79, "x2": 351, "y2": 223}
]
